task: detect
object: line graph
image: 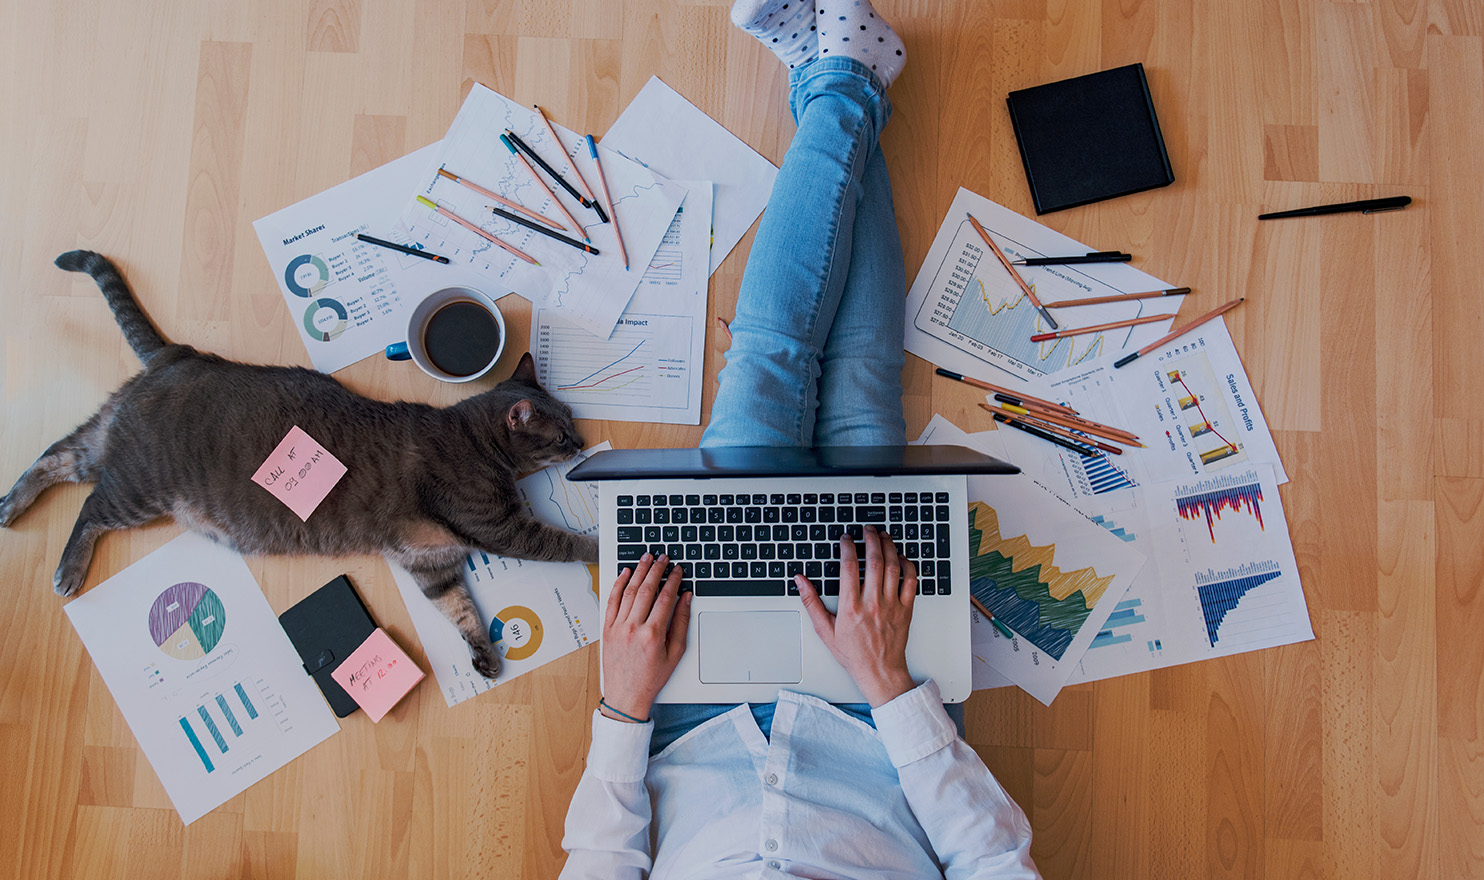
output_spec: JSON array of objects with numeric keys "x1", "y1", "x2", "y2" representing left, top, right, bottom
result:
[
  {"x1": 535, "y1": 310, "x2": 693, "y2": 410},
  {"x1": 1157, "y1": 354, "x2": 1247, "y2": 472}
]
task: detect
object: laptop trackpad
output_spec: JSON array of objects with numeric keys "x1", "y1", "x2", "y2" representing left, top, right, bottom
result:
[{"x1": 697, "y1": 611, "x2": 803, "y2": 684}]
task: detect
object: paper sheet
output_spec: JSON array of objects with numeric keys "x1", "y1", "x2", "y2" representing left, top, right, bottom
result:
[
  {"x1": 64, "y1": 533, "x2": 340, "y2": 824},
  {"x1": 252, "y1": 142, "x2": 491, "y2": 374},
  {"x1": 602, "y1": 76, "x2": 779, "y2": 275},
  {"x1": 399, "y1": 84, "x2": 687, "y2": 339},
  {"x1": 913, "y1": 415, "x2": 1145, "y2": 704},
  {"x1": 904, "y1": 188, "x2": 1186, "y2": 383},
  {"x1": 533, "y1": 183, "x2": 713, "y2": 424},
  {"x1": 389, "y1": 445, "x2": 609, "y2": 707}
]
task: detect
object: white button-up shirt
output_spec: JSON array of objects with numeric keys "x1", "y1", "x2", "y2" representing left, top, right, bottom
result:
[{"x1": 560, "y1": 681, "x2": 1041, "y2": 878}]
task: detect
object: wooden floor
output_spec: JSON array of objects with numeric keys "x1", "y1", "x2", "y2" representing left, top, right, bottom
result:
[{"x1": 1, "y1": 0, "x2": 1479, "y2": 876}]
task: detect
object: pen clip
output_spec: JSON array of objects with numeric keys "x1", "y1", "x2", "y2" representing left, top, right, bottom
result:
[{"x1": 1362, "y1": 204, "x2": 1408, "y2": 214}]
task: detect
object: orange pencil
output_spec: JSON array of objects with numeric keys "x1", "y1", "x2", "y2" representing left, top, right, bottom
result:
[
  {"x1": 933, "y1": 366, "x2": 1079, "y2": 416},
  {"x1": 1114, "y1": 298, "x2": 1246, "y2": 368},
  {"x1": 416, "y1": 197, "x2": 539, "y2": 266},
  {"x1": 499, "y1": 134, "x2": 588, "y2": 241},
  {"x1": 436, "y1": 167, "x2": 566, "y2": 231},
  {"x1": 981, "y1": 403, "x2": 1124, "y2": 455},
  {"x1": 966, "y1": 212, "x2": 1058, "y2": 330},
  {"x1": 989, "y1": 399, "x2": 1142, "y2": 445},
  {"x1": 1029, "y1": 313, "x2": 1171, "y2": 342},
  {"x1": 532, "y1": 105, "x2": 598, "y2": 207},
  {"x1": 1042, "y1": 287, "x2": 1191, "y2": 309},
  {"x1": 585, "y1": 134, "x2": 629, "y2": 270}
]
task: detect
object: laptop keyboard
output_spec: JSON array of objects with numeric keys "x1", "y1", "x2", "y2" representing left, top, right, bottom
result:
[{"x1": 613, "y1": 491, "x2": 953, "y2": 598}]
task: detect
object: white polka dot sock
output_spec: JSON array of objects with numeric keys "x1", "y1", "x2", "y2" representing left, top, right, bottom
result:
[
  {"x1": 815, "y1": 0, "x2": 907, "y2": 88},
  {"x1": 730, "y1": 0, "x2": 818, "y2": 70}
]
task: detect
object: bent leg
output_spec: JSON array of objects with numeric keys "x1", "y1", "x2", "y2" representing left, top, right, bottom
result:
[{"x1": 703, "y1": 57, "x2": 892, "y2": 448}]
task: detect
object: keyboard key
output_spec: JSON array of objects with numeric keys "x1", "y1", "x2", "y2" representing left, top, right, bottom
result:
[
  {"x1": 837, "y1": 505, "x2": 853, "y2": 521},
  {"x1": 819, "y1": 506, "x2": 835, "y2": 522},
  {"x1": 858, "y1": 506, "x2": 886, "y2": 523},
  {"x1": 801, "y1": 507, "x2": 818, "y2": 523},
  {"x1": 649, "y1": 543, "x2": 666, "y2": 556},
  {"x1": 795, "y1": 543, "x2": 812, "y2": 558},
  {"x1": 871, "y1": 492, "x2": 886, "y2": 504},
  {"x1": 938, "y1": 566, "x2": 951, "y2": 594},
  {"x1": 711, "y1": 560, "x2": 729, "y2": 577},
  {"x1": 778, "y1": 543, "x2": 794, "y2": 560},
  {"x1": 637, "y1": 495, "x2": 652, "y2": 506},
  {"x1": 617, "y1": 544, "x2": 645, "y2": 560},
  {"x1": 825, "y1": 561, "x2": 841, "y2": 578},
  {"x1": 810, "y1": 525, "x2": 827, "y2": 541},
  {"x1": 617, "y1": 495, "x2": 634, "y2": 506},
  {"x1": 671, "y1": 508, "x2": 688, "y2": 524},
  {"x1": 635, "y1": 509, "x2": 652, "y2": 524},
  {"x1": 889, "y1": 506, "x2": 903, "y2": 522},
  {"x1": 704, "y1": 545, "x2": 721, "y2": 560},
  {"x1": 820, "y1": 493, "x2": 835, "y2": 504},
  {"x1": 905, "y1": 524, "x2": 919, "y2": 540},
  {"x1": 653, "y1": 509, "x2": 670, "y2": 524},
  {"x1": 737, "y1": 525, "x2": 753, "y2": 541},
  {"x1": 804, "y1": 493, "x2": 819, "y2": 504},
  {"x1": 750, "y1": 561, "x2": 767, "y2": 578},
  {"x1": 723, "y1": 544, "x2": 740, "y2": 560},
  {"x1": 920, "y1": 560, "x2": 936, "y2": 577},
  {"x1": 703, "y1": 494, "x2": 718, "y2": 506},
  {"x1": 773, "y1": 525, "x2": 790, "y2": 541},
  {"x1": 617, "y1": 509, "x2": 633, "y2": 524},
  {"x1": 682, "y1": 526, "x2": 698, "y2": 542},
  {"x1": 685, "y1": 545, "x2": 704, "y2": 560},
  {"x1": 771, "y1": 494, "x2": 785, "y2": 505},
  {"x1": 752, "y1": 494, "x2": 769, "y2": 505},
  {"x1": 888, "y1": 492, "x2": 902, "y2": 503},
  {"x1": 695, "y1": 562, "x2": 711, "y2": 578},
  {"x1": 694, "y1": 579, "x2": 784, "y2": 597},
  {"x1": 745, "y1": 507, "x2": 762, "y2": 523},
  {"x1": 828, "y1": 524, "x2": 846, "y2": 541},
  {"x1": 719, "y1": 494, "x2": 735, "y2": 505},
  {"x1": 668, "y1": 494, "x2": 684, "y2": 506},
  {"x1": 814, "y1": 542, "x2": 832, "y2": 558},
  {"x1": 719, "y1": 526, "x2": 734, "y2": 541},
  {"x1": 690, "y1": 507, "x2": 706, "y2": 523},
  {"x1": 937, "y1": 492, "x2": 950, "y2": 503},
  {"x1": 821, "y1": 579, "x2": 840, "y2": 596},
  {"x1": 763, "y1": 508, "x2": 781, "y2": 523},
  {"x1": 787, "y1": 561, "x2": 804, "y2": 578},
  {"x1": 919, "y1": 581, "x2": 936, "y2": 596},
  {"x1": 646, "y1": 526, "x2": 662, "y2": 542},
  {"x1": 903, "y1": 542, "x2": 919, "y2": 558},
  {"x1": 686, "y1": 495, "x2": 700, "y2": 506},
  {"x1": 727, "y1": 508, "x2": 743, "y2": 523},
  {"x1": 855, "y1": 493, "x2": 871, "y2": 504},
  {"x1": 616, "y1": 526, "x2": 643, "y2": 542},
  {"x1": 663, "y1": 526, "x2": 679, "y2": 542},
  {"x1": 937, "y1": 530, "x2": 951, "y2": 557},
  {"x1": 782, "y1": 507, "x2": 799, "y2": 523},
  {"x1": 937, "y1": 505, "x2": 951, "y2": 521},
  {"x1": 792, "y1": 525, "x2": 809, "y2": 541},
  {"x1": 904, "y1": 492, "x2": 918, "y2": 503},
  {"x1": 846, "y1": 524, "x2": 864, "y2": 540},
  {"x1": 742, "y1": 543, "x2": 758, "y2": 560},
  {"x1": 732, "y1": 562, "x2": 748, "y2": 577},
  {"x1": 700, "y1": 526, "x2": 716, "y2": 541},
  {"x1": 805, "y1": 561, "x2": 822, "y2": 579},
  {"x1": 667, "y1": 544, "x2": 684, "y2": 559},
  {"x1": 786, "y1": 493, "x2": 802, "y2": 505},
  {"x1": 769, "y1": 561, "x2": 786, "y2": 578},
  {"x1": 709, "y1": 508, "x2": 725, "y2": 523},
  {"x1": 760, "y1": 543, "x2": 776, "y2": 560}
]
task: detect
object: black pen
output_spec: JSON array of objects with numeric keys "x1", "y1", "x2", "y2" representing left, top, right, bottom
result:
[
  {"x1": 504, "y1": 130, "x2": 595, "y2": 210},
  {"x1": 355, "y1": 233, "x2": 449, "y2": 263},
  {"x1": 992, "y1": 412, "x2": 1098, "y2": 457},
  {"x1": 1258, "y1": 195, "x2": 1411, "y2": 220},
  {"x1": 487, "y1": 205, "x2": 601, "y2": 255},
  {"x1": 1012, "y1": 250, "x2": 1133, "y2": 266}
]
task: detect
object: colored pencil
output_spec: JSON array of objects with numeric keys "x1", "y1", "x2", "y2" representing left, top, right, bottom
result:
[
  {"x1": 992, "y1": 411, "x2": 1098, "y2": 457},
  {"x1": 504, "y1": 129, "x2": 595, "y2": 210},
  {"x1": 990, "y1": 395, "x2": 1142, "y2": 445},
  {"x1": 586, "y1": 134, "x2": 629, "y2": 270},
  {"x1": 970, "y1": 595, "x2": 1016, "y2": 639},
  {"x1": 1114, "y1": 298, "x2": 1246, "y2": 368},
  {"x1": 436, "y1": 167, "x2": 566, "y2": 231},
  {"x1": 981, "y1": 403, "x2": 1124, "y2": 455},
  {"x1": 1042, "y1": 287, "x2": 1191, "y2": 309},
  {"x1": 355, "y1": 233, "x2": 449, "y2": 264},
  {"x1": 933, "y1": 366, "x2": 1079, "y2": 415},
  {"x1": 416, "y1": 196, "x2": 539, "y2": 266},
  {"x1": 966, "y1": 212, "x2": 1058, "y2": 330},
  {"x1": 1029, "y1": 313, "x2": 1171, "y2": 342},
  {"x1": 499, "y1": 134, "x2": 588, "y2": 241},
  {"x1": 532, "y1": 105, "x2": 607, "y2": 222},
  {"x1": 487, "y1": 205, "x2": 600, "y2": 255}
]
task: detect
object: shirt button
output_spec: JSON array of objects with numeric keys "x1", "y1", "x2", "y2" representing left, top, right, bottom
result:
[
  {"x1": 765, "y1": 839, "x2": 778, "y2": 852},
  {"x1": 765, "y1": 773, "x2": 778, "y2": 786},
  {"x1": 768, "y1": 861, "x2": 781, "y2": 869}
]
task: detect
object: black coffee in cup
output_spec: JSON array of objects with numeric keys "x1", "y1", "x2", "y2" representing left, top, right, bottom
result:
[{"x1": 423, "y1": 300, "x2": 502, "y2": 377}]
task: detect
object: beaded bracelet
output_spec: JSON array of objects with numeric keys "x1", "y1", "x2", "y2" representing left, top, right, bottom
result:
[{"x1": 598, "y1": 698, "x2": 649, "y2": 724}]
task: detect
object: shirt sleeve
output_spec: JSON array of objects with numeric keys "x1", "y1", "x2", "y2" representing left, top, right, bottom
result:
[
  {"x1": 871, "y1": 680, "x2": 1042, "y2": 880},
  {"x1": 558, "y1": 710, "x2": 657, "y2": 880}
]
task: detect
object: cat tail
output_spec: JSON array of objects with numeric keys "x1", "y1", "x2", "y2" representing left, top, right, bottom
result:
[{"x1": 54, "y1": 250, "x2": 169, "y2": 362}]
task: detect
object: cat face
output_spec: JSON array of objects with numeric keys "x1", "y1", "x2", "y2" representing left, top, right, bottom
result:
[{"x1": 494, "y1": 353, "x2": 584, "y2": 470}]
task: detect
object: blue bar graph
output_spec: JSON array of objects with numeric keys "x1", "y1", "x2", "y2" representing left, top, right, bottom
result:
[
  {"x1": 1079, "y1": 452, "x2": 1137, "y2": 494},
  {"x1": 215, "y1": 695, "x2": 243, "y2": 736},
  {"x1": 180, "y1": 717, "x2": 215, "y2": 773},
  {"x1": 198, "y1": 705, "x2": 228, "y2": 753},
  {"x1": 1089, "y1": 598, "x2": 1146, "y2": 649},
  {"x1": 234, "y1": 683, "x2": 258, "y2": 719},
  {"x1": 1195, "y1": 562, "x2": 1283, "y2": 645}
]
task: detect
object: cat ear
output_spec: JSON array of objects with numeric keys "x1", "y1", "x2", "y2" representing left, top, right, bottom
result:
[
  {"x1": 506, "y1": 399, "x2": 534, "y2": 429},
  {"x1": 511, "y1": 352, "x2": 539, "y2": 386}
]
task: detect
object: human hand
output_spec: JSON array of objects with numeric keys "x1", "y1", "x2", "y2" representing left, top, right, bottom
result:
[
  {"x1": 600, "y1": 554, "x2": 691, "y2": 722},
  {"x1": 796, "y1": 526, "x2": 918, "y2": 707}
]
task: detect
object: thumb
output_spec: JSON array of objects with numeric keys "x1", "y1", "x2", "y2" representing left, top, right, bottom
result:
[
  {"x1": 666, "y1": 591, "x2": 692, "y2": 660},
  {"x1": 796, "y1": 576, "x2": 836, "y2": 646}
]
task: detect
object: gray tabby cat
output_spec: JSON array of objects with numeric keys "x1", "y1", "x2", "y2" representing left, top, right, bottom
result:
[{"x1": 0, "y1": 250, "x2": 598, "y2": 679}]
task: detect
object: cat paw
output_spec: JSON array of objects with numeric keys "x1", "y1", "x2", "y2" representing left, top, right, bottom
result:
[
  {"x1": 470, "y1": 644, "x2": 501, "y2": 680},
  {"x1": 575, "y1": 535, "x2": 600, "y2": 563},
  {"x1": 53, "y1": 565, "x2": 84, "y2": 598},
  {"x1": 0, "y1": 496, "x2": 14, "y2": 528}
]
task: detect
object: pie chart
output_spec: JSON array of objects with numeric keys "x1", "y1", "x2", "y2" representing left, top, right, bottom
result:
[{"x1": 148, "y1": 582, "x2": 227, "y2": 661}]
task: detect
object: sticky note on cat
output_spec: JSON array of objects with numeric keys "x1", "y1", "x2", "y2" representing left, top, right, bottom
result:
[
  {"x1": 251, "y1": 425, "x2": 347, "y2": 521},
  {"x1": 330, "y1": 628, "x2": 424, "y2": 722}
]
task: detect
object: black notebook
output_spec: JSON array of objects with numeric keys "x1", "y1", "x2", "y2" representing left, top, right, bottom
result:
[
  {"x1": 278, "y1": 575, "x2": 378, "y2": 717},
  {"x1": 1005, "y1": 63, "x2": 1174, "y2": 214}
]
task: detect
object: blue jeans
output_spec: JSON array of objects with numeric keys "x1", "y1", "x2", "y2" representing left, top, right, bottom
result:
[{"x1": 657, "y1": 55, "x2": 964, "y2": 756}]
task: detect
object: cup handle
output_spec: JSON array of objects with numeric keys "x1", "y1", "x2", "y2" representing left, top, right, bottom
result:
[{"x1": 385, "y1": 341, "x2": 411, "y2": 361}]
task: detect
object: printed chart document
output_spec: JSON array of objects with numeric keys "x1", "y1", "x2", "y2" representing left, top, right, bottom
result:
[
  {"x1": 400, "y1": 84, "x2": 687, "y2": 339},
  {"x1": 904, "y1": 188, "x2": 1185, "y2": 383},
  {"x1": 389, "y1": 445, "x2": 609, "y2": 707},
  {"x1": 602, "y1": 76, "x2": 779, "y2": 275},
  {"x1": 913, "y1": 415, "x2": 1144, "y2": 704},
  {"x1": 533, "y1": 183, "x2": 714, "y2": 425},
  {"x1": 64, "y1": 533, "x2": 340, "y2": 824},
  {"x1": 253, "y1": 142, "x2": 490, "y2": 374}
]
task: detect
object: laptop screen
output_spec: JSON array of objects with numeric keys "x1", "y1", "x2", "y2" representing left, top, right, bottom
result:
[{"x1": 564, "y1": 445, "x2": 1019, "y2": 481}]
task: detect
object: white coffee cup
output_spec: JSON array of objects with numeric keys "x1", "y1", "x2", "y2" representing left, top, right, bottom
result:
[{"x1": 384, "y1": 286, "x2": 506, "y2": 383}]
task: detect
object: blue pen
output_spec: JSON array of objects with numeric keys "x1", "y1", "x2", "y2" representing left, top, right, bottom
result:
[
  {"x1": 586, "y1": 135, "x2": 629, "y2": 269},
  {"x1": 502, "y1": 134, "x2": 588, "y2": 241}
]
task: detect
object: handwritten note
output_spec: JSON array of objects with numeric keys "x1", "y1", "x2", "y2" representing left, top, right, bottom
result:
[
  {"x1": 251, "y1": 426, "x2": 347, "y2": 521},
  {"x1": 330, "y1": 629, "x2": 424, "y2": 722}
]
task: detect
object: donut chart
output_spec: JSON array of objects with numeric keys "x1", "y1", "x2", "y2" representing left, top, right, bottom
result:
[
  {"x1": 302, "y1": 298, "x2": 349, "y2": 342},
  {"x1": 283, "y1": 254, "x2": 330, "y2": 297},
  {"x1": 148, "y1": 582, "x2": 227, "y2": 661},
  {"x1": 489, "y1": 605, "x2": 544, "y2": 662}
]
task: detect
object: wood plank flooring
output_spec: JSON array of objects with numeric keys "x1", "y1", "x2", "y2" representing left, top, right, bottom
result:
[{"x1": 1, "y1": 1, "x2": 1479, "y2": 877}]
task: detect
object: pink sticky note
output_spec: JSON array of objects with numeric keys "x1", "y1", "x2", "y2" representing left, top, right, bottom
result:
[
  {"x1": 251, "y1": 425, "x2": 347, "y2": 521},
  {"x1": 330, "y1": 629, "x2": 425, "y2": 723}
]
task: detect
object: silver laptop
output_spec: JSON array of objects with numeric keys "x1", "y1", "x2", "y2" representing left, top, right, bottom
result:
[{"x1": 567, "y1": 446, "x2": 1018, "y2": 704}]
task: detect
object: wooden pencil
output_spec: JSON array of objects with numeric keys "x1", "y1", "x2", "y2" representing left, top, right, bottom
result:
[
  {"x1": 990, "y1": 397, "x2": 1142, "y2": 445},
  {"x1": 499, "y1": 134, "x2": 588, "y2": 240},
  {"x1": 1029, "y1": 313, "x2": 1171, "y2": 342},
  {"x1": 436, "y1": 167, "x2": 566, "y2": 231},
  {"x1": 586, "y1": 134, "x2": 629, "y2": 269},
  {"x1": 1114, "y1": 298, "x2": 1246, "y2": 368},
  {"x1": 933, "y1": 366, "x2": 1079, "y2": 416},
  {"x1": 1040, "y1": 287, "x2": 1191, "y2": 309},
  {"x1": 966, "y1": 212, "x2": 1058, "y2": 330},
  {"x1": 531, "y1": 105, "x2": 601, "y2": 211},
  {"x1": 416, "y1": 197, "x2": 539, "y2": 266},
  {"x1": 982, "y1": 403, "x2": 1124, "y2": 454}
]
